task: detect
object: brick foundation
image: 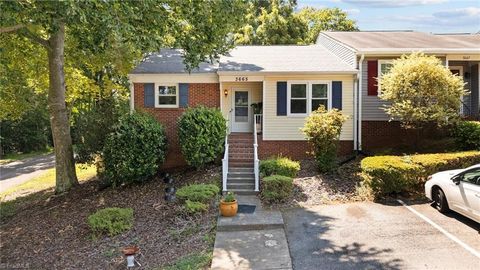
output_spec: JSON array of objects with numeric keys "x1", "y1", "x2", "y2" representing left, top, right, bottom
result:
[
  {"x1": 133, "y1": 83, "x2": 220, "y2": 169},
  {"x1": 257, "y1": 136, "x2": 354, "y2": 160},
  {"x1": 361, "y1": 121, "x2": 447, "y2": 151}
]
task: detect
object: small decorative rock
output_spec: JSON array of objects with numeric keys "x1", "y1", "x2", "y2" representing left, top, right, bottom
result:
[
  {"x1": 265, "y1": 240, "x2": 277, "y2": 247},
  {"x1": 264, "y1": 233, "x2": 274, "y2": 238}
]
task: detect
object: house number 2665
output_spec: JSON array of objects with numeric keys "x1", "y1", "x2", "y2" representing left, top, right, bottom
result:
[{"x1": 235, "y1": 77, "x2": 248, "y2": 82}]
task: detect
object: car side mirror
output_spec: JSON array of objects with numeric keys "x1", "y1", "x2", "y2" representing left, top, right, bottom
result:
[{"x1": 451, "y1": 175, "x2": 462, "y2": 185}]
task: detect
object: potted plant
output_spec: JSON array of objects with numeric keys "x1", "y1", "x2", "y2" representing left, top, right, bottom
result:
[{"x1": 220, "y1": 192, "x2": 238, "y2": 217}]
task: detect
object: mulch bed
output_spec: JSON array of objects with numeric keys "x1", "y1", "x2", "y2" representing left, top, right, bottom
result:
[
  {"x1": 264, "y1": 158, "x2": 367, "y2": 209},
  {"x1": 0, "y1": 166, "x2": 221, "y2": 270}
]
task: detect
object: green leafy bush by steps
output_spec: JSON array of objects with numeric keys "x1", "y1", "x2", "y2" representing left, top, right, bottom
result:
[
  {"x1": 178, "y1": 106, "x2": 227, "y2": 169},
  {"x1": 260, "y1": 157, "x2": 300, "y2": 178},
  {"x1": 184, "y1": 200, "x2": 208, "y2": 214},
  {"x1": 453, "y1": 121, "x2": 480, "y2": 150},
  {"x1": 87, "y1": 207, "x2": 134, "y2": 237},
  {"x1": 361, "y1": 151, "x2": 480, "y2": 196},
  {"x1": 261, "y1": 175, "x2": 293, "y2": 203},
  {"x1": 103, "y1": 112, "x2": 167, "y2": 186},
  {"x1": 176, "y1": 184, "x2": 220, "y2": 203},
  {"x1": 302, "y1": 106, "x2": 348, "y2": 172}
]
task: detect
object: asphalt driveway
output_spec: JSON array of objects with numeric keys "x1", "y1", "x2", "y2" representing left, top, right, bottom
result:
[
  {"x1": 283, "y1": 201, "x2": 480, "y2": 270},
  {"x1": 0, "y1": 153, "x2": 55, "y2": 192}
]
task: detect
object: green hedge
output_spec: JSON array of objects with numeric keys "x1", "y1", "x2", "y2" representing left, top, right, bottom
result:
[
  {"x1": 260, "y1": 157, "x2": 300, "y2": 178},
  {"x1": 178, "y1": 106, "x2": 227, "y2": 169},
  {"x1": 177, "y1": 184, "x2": 219, "y2": 203},
  {"x1": 453, "y1": 121, "x2": 480, "y2": 150},
  {"x1": 261, "y1": 175, "x2": 293, "y2": 203},
  {"x1": 361, "y1": 151, "x2": 480, "y2": 195},
  {"x1": 87, "y1": 207, "x2": 134, "y2": 237},
  {"x1": 103, "y1": 112, "x2": 167, "y2": 186}
]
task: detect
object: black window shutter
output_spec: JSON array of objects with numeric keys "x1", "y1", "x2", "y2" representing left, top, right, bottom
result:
[
  {"x1": 332, "y1": 81, "x2": 342, "y2": 110},
  {"x1": 277, "y1": 81, "x2": 287, "y2": 116},
  {"x1": 144, "y1": 83, "x2": 155, "y2": 108},
  {"x1": 179, "y1": 83, "x2": 189, "y2": 108}
]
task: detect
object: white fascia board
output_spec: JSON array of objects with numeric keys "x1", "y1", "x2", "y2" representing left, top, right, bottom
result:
[{"x1": 128, "y1": 73, "x2": 219, "y2": 83}]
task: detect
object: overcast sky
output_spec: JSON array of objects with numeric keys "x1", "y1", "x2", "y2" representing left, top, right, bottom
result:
[{"x1": 298, "y1": 0, "x2": 480, "y2": 33}]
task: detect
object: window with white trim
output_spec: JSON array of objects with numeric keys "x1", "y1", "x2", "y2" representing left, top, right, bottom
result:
[
  {"x1": 290, "y1": 83, "x2": 307, "y2": 114},
  {"x1": 287, "y1": 81, "x2": 331, "y2": 116},
  {"x1": 155, "y1": 84, "x2": 178, "y2": 108},
  {"x1": 378, "y1": 60, "x2": 393, "y2": 94}
]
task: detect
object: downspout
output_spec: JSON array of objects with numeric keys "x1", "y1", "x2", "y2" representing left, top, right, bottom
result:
[
  {"x1": 358, "y1": 54, "x2": 365, "y2": 151},
  {"x1": 129, "y1": 78, "x2": 134, "y2": 113},
  {"x1": 353, "y1": 74, "x2": 358, "y2": 151}
]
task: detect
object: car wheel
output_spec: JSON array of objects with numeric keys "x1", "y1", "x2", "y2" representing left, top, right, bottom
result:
[{"x1": 433, "y1": 187, "x2": 450, "y2": 213}]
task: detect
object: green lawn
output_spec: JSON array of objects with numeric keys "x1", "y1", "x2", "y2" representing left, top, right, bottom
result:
[
  {"x1": 0, "y1": 148, "x2": 53, "y2": 165},
  {"x1": 0, "y1": 164, "x2": 97, "y2": 200}
]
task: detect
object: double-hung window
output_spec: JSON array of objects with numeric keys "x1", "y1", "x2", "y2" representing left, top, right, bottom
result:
[
  {"x1": 289, "y1": 83, "x2": 308, "y2": 114},
  {"x1": 288, "y1": 81, "x2": 330, "y2": 116},
  {"x1": 378, "y1": 60, "x2": 393, "y2": 94},
  {"x1": 156, "y1": 84, "x2": 178, "y2": 108}
]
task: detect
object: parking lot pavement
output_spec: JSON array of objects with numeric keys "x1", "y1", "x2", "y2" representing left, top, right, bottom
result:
[{"x1": 283, "y1": 201, "x2": 480, "y2": 270}]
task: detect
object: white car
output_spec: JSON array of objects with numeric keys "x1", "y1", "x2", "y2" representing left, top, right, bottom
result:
[{"x1": 425, "y1": 164, "x2": 480, "y2": 223}]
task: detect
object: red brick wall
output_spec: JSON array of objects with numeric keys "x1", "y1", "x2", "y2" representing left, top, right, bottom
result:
[
  {"x1": 361, "y1": 121, "x2": 447, "y2": 151},
  {"x1": 133, "y1": 83, "x2": 220, "y2": 169},
  {"x1": 257, "y1": 136, "x2": 354, "y2": 160}
]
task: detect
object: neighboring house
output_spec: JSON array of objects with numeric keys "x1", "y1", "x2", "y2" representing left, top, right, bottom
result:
[
  {"x1": 317, "y1": 31, "x2": 480, "y2": 150},
  {"x1": 128, "y1": 31, "x2": 480, "y2": 193}
]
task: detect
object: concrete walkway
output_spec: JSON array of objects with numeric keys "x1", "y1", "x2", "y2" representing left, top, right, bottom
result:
[
  {"x1": 0, "y1": 153, "x2": 55, "y2": 192},
  {"x1": 212, "y1": 195, "x2": 293, "y2": 270}
]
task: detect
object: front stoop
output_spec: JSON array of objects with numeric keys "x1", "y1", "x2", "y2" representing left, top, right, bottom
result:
[{"x1": 211, "y1": 195, "x2": 293, "y2": 270}]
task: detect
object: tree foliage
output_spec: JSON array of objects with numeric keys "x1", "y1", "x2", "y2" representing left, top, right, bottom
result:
[
  {"x1": 379, "y1": 53, "x2": 465, "y2": 128},
  {"x1": 234, "y1": 0, "x2": 358, "y2": 45},
  {"x1": 0, "y1": 0, "x2": 246, "y2": 193}
]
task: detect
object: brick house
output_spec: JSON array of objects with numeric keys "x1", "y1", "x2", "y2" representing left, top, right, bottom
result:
[{"x1": 128, "y1": 31, "x2": 480, "y2": 193}]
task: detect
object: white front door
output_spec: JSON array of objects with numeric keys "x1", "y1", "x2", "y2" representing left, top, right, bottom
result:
[{"x1": 231, "y1": 90, "x2": 251, "y2": 132}]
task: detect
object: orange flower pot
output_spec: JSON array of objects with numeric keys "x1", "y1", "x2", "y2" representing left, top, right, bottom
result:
[{"x1": 220, "y1": 199, "x2": 238, "y2": 217}]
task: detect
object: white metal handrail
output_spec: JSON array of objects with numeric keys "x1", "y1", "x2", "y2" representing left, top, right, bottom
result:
[
  {"x1": 253, "y1": 114, "x2": 262, "y2": 192},
  {"x1": 222, "y1": 112, "x2": 232, "y2": 192}
]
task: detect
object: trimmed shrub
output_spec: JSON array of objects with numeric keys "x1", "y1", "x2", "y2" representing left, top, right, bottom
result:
[
  {"x1": 178, "y1": 106, "x2": 227, "y2": 169},
  {"x1": 302, "y1": 106, "x2": 348, "y2": 172},
  {"x1": 103, "y1": 112, "x2": 167, "y2": 186},
  {"x1": 361, "y1": 151, "x2": 480, "y2": 196},
  {"x1": 261, "y1": 175, "x2": 293, "y2": 203},
  {"x1": 87, "y1": 207, "x2": 134, "y2": 237},
  {"x1": 260, "y1": 157, "x2": 300, "y2": 178},
  {"x1": 184, "y1": 200, "x2": 208, "y2": 214},
  {"x1": 453, "y1": 121, "x2": 480, "y2": 150},
  {"x1": 176, "y1": 184, "x2": 220, "y2": 203}
]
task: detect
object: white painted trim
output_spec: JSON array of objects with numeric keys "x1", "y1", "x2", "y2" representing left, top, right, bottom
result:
[
  {"x1": 353, "y1": 76, "x2": 358, "y2": 150},
  {"x1": 286, "y1": 80, "x2": 332, "y2": 117},
  {"x1": 449, "y1": 66, "x2": 464, "y2": 77},
  {"x1": 154, "y1": 83, "x2": 179, "y2": 108},
  {"x1": 446, "y1": 54, "x2": 480, "y2": 61},
  {"x1": 129, "y1": 80, "x2": 134, "y2": 113},
  {"x1": 358, "y1": 54, "x2": 365, "y2": 151},
  {"x1": 231, "y1": 88, "x2": 252, "y2": 132},
  {"x1": 129, "y1": 73, "x2": 218, "y2": 83},
  {"x1": 358, "y1": 49, "x2": 480, "y2": 54},
  {"x1": 219, "y1": 82, "x2": 223, "y2": 116},
  {"x1": 262, "y1": 80, "x2": 266, "y2": 138},
  {"x1": 377, "y1": 60, "x2": 393, "y2": 95},
  {"x1": 217, "y1": 71, "x2": 358, "y2": 76},
  {"x1": 219, "y1": 75, "x2": 265, "y2": 82}
]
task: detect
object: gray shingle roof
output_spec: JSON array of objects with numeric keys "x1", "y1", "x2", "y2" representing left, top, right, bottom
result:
[
  {"x1": 218, "y1": 45, "x2": 356, "y2": 72},
  {"x1": 130, "y1": 49, "x2": 218, "y2": 74},
  {"x1": 322, "y1": 31, "x2": 480, "y2": 52},
  {"x1": 130, "y1": 46, "x2": 357, "y2": 74}
]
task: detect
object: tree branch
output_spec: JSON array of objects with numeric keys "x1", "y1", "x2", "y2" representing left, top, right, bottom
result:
[
  {"x1": 0, "y1": 24, "x2": 25, "y2": 33},
  {"x1": 19, "y1": 28, "x2": 50, "y2": 49}
]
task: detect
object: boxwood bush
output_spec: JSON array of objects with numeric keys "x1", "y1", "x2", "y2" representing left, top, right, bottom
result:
[
  {"x1": 176, "y1": 184, "x2": 220, "y2": 203},
  {"x1": 260, "y1": 157, "x2": 300, "y2": 178},
  {"x1": 261, "y1": 175, "x2": 293, "y2": 203},
  {"x1": 453, "y1": 121, "x2": 480, "y2": 150},
  {"x1": 87, "y1": 207, "x2": 134, "y2": 237},
  {"x1": 361, "y1": 151, "x2": 480, "y2": 196},
  {"x1": 103, "y1": 112, "x2": 167, "y2": 186},
  {"x1": 178, "y1": 106, "x2": 227, "y2": 169}
]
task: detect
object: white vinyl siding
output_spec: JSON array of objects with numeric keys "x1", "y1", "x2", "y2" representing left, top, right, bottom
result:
[{"x1": 263, "y1": 74, "x2": 354, "y2": 141}]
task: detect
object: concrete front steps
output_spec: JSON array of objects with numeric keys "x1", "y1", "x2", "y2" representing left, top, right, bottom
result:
[{"x1": 227, "y1": 133, "x2": 257, "y2": 195}]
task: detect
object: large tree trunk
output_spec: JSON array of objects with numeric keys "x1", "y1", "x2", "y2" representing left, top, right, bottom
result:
[{"x1": 47, "y1": 23, "x2": 79, "y2": 193}]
